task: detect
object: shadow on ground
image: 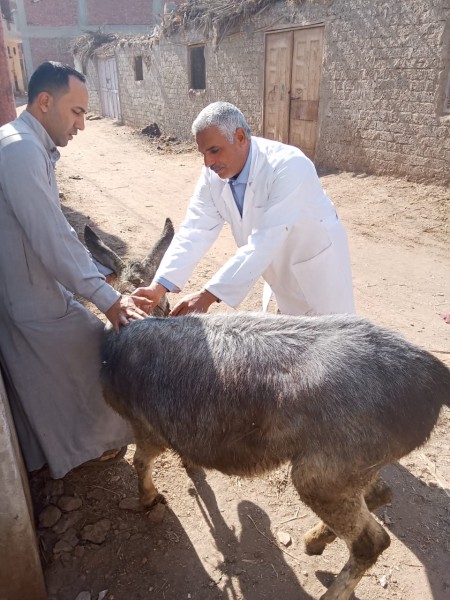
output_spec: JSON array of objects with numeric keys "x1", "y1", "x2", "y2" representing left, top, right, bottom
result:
[{"x1": 28, "y1": 449, "x2": 450, "y2": 600}]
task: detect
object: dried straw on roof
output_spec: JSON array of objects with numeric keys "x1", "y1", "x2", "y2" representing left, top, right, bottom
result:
[
  {"x1": 72, "y1": 30, "x2": 119, "y2": 72},
  {"x1": 163, "y1": 0, "x2": 284, "y2": 39},
  {"x1": 70, "y1": 1, "x2": 304, "y2": 62}
]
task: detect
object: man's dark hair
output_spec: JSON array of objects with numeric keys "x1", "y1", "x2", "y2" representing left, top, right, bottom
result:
[{"x1": 27, "y1": 61, "x2": 86, "y2": 104}]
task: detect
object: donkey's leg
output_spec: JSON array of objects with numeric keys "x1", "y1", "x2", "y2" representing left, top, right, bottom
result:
[
  {"x1": 304, "y1": 475, "x2": 392, "y2": 556},
  {"x1": 133, "y1": 429, "x2": 166, "y2": 508},
  {"x1": 292, "y1": 467, "x2": 390, "y2": 600},
  {"x1": 319, "y1": 507, "x2": 390, "y2": 600}
]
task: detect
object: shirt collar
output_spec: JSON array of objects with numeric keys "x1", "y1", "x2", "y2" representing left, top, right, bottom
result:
[
  {"x1": 19, "y1": 110, "x2": 61, "y2": 166},
  {"x1": 228, "y1": 143, "x2": 252, "y2": 185}
]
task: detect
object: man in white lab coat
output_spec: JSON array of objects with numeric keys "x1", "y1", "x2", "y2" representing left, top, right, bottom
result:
[{"x1": 133, "y1": 102, "x2": 355, "y2": 316}]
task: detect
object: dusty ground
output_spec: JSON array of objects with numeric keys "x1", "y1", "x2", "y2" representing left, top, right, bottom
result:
[{"x1": 30, "y1": 117, "x2": 450, "y2": 600}]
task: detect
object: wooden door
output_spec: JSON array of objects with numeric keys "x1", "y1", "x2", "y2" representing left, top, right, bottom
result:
[
  {"x1": 264, "y1": 27, "x2": 324, "y2": 160},
  {"x1": 263, "y1": 32, "x2": 293, "y2": 143},
  {"x1": 98, "y1": 57, "x2": 121, "y2": 121},
  {"x1": 289, "y1": 27, "x2": 324, "y2": 158}
]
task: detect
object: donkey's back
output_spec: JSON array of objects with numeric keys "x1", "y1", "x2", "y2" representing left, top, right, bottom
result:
[{"x1": 102, "y1": 312, "x2": 448, "y2": 474}]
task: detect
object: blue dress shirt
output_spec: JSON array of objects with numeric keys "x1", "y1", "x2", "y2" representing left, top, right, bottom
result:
[{"x1": 228, "y1": 145, "x2": 252, "y2": 217}]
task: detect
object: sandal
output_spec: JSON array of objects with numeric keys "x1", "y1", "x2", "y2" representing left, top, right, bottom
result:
[{"x1": 81, "y1": 445, "x2": 128, "y2": 468}]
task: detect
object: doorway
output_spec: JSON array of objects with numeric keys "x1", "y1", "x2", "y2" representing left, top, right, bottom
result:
[
  {"x1": 264, "y1": 26, "x2": 324, "y2": 160},
  {"x1": 97, "y1": 57, "x2": 121, "y2": 121}
]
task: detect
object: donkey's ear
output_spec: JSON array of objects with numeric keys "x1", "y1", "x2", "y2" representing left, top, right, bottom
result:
[
  {"x1": 143, "y1": 217, "x2": 175, "y2": 279},
  {"x1": 84, "y1": 224, "x2": 125, "y2": 276}
]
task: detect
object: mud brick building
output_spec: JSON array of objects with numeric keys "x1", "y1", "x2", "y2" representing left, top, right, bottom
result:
[{"x1": 77, "y1": 0, "x2": 450, "y2": 185}]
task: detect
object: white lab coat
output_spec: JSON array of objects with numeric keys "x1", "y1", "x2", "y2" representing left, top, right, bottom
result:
[{"x1": 155, "y1": 136, "x2": 355, "y2": 316}]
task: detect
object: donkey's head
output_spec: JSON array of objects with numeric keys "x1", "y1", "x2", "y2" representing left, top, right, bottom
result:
[{"x1": 84, "y1": 218, "x2": 175, "y2": 317}]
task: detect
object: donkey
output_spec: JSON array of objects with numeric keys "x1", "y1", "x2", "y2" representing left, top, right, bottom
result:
[
  {"x1": 84, "y1": 217, "x2": 174, "y2": 317},
  {"x1": 85, "y1": 222, "x2": 450, "y2": 600}
]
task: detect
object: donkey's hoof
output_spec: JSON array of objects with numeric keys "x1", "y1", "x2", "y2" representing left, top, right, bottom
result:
[
  {"x1": 142, "y1": 493, "x2": 166, "y2": 510},
  {"x1": 304, "y1": 540, "x2": 326, "y2": 556},
  {"x1": 304, "y1": 523, "x2": 336, "y2": 555}
]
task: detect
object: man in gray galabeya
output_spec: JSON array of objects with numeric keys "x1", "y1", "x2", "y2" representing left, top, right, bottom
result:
[{"x1": 0, "y1": 61, "x2": 145, "y2": 478}]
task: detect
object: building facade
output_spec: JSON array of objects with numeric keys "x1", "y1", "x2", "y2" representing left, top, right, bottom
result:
[
  {"x1": 11, "y1": 0, "x2": 183, "y2": 79},
  {"x1": 2, "y1": 7, "x2": 27, "y2": 94},
  {"x1": 77, "y1": 0, "x2": 450, "y2": 185}
]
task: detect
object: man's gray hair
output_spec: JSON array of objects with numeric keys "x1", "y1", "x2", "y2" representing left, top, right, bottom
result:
[{"x1": 192, "y1": 102, "x2": 251, "y2": 143}]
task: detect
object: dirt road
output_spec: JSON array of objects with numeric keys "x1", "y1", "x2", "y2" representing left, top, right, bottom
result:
[{"x1": 31, "y1": 117, "x2": 450, "y2": 600}]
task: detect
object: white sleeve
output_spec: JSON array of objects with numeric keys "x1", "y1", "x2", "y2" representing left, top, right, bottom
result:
[{"x1": 154, "y1": 168, "x2": 225, "y2": 290}]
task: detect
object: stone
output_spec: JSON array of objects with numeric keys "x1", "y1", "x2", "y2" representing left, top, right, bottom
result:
[
  {"x1": 58, "y1": 495, "x2": 83, "y2": 512},
  {"x1": 61, "y1": 527, "x2": 79, "y2": 547},
  {"x1": 39, "y1": 505, "x2": 62, "y2": 528},
  {"x1": 80, "y1": 519, "x2": 111, "y2": 544},
  {"x1": 53, "y1": 511, "x2": 82, "y2": 534},
  {"x1": 53, "y1": 539, "x2": 75, "y2": 554},
  {"x1": 276, "y1": 531, "x2": 292, "y2": 547}
]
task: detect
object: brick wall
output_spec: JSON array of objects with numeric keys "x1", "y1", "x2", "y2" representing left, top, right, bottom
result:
[
  {"x1": 315, "y1": 0, "x2": 450, "y2": 185},
  {"x1": 86, "y1": 0, "x2": 155, "y2": 26},
  {"x1": 84, "y1": 0, "x2": 450, "y2": 185},
  {"x1": 104, "y1": 29, "x2": 265, "y2": 141},
  {"x1": 29, "y1": 37, "x2": 73, "y2": 68},
  {"x1": 19, "y1": 0, "x2": 166, "y2": 73},
  {"x1": 24, "y1": 0, "x2": 78, "y2": 27}
]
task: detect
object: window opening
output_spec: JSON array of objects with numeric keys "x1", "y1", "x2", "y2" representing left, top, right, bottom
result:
[
  {"x1": 189, "y1": 45, "x2": 205, "y2": 90},
  {"x1": 134, "y1": 56, "x2": 144, "y2": 81}
]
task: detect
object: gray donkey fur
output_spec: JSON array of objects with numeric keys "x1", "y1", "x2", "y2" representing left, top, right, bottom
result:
[{"x1": 85, "y1": 221, "x2": 450, "y2": 600}]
